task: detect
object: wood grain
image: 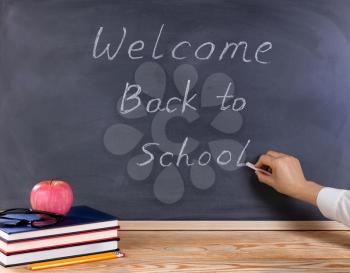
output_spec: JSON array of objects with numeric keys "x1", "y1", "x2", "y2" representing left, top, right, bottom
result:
[
  {"x1": 121, "y1": 221, "x2": 350, "y2": 230},
  {"x1": 2, "y1": 230, "x2": 350, "y2": 272}
]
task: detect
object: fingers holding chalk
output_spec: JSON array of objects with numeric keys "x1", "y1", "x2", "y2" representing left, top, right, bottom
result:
[
  {"x1": 245, "y1": 161, "x2": 274, "y2": 186},
  {"x1": 255, "y1": 170, "x2": 273, "y2": 186},
  {"x1": 255, "y1": 154, "x2": 274, "y2": 169},
  {"x1": 245, "y1": 162, "x2": 272, "y2": 176}
]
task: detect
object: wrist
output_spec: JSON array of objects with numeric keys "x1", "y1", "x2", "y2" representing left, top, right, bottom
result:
[{"x1": 293, "y1": 180, "x2": 322, "y2": 206}]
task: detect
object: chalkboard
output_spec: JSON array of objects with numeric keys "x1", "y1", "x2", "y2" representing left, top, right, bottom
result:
[{"x1": 1, "y1": 0, "x2": 350, "y2": 220}]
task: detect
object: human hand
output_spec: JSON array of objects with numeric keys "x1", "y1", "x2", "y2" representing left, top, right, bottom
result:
[{"x1": 254, "y1": 151, "x2": 322, "y2": 205}]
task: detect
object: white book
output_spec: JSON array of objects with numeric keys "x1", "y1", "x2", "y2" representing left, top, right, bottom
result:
[{"x1": 0, "y1": 227, "x2": 118, "y2": 254}]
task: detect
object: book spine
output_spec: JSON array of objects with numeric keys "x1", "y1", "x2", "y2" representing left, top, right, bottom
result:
[
  {"x1": 2, "y1": 237, "x2": 120, "y2": 256},
  {"x1": 1, "y1": 226, "x2": 120, "y2": 243}
]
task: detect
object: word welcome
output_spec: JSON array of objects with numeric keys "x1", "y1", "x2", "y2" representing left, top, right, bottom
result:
[
  {"x1": 120, "y1": 80, "x2": 246, "y2": 114},
  {"x1": 93, "y1": 24, "x2": 272, "y2": 63}
]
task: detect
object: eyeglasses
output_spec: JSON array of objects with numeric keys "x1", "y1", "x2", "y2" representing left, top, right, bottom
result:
[{"x1": 0, "y1": 208, "x2": 64, "y2": 228}]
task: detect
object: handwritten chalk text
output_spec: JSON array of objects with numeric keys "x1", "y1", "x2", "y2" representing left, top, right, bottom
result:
[
  {"x1": 138, "y1": 137, "x2": 251, "y2": 168},
  {"x1": 93, "y1": 25, "x2": 272, "y2": 64},
  {"x1": 120, "y1": 80, "x2": 246, "y2": 115}
]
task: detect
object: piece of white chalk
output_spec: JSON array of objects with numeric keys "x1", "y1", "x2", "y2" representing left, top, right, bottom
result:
[{"x1": 245, "y1": 162, "x2": 272, "y2": 176}]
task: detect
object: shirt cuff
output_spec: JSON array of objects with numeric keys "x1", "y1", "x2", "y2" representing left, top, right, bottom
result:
[{"x1": 316, "y1": 187, "x2": 346, "y2": 221}]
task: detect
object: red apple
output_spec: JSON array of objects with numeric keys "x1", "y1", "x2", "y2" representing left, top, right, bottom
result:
[{"x1": 30, "y1": 180, "x2": 73, "y2": 216}]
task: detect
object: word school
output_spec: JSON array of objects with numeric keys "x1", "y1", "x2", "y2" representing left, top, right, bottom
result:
[
  {"x1": 93, "y1": 24, "x2": 272, "y2": 63},
  {"x1": 138, "y1": 138, "x2": 251, "y2": 168}
]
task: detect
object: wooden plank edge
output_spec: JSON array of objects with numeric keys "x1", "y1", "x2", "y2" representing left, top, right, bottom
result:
[{"x1": 120, "y1": 221, "x2": 349, "y2": 231}]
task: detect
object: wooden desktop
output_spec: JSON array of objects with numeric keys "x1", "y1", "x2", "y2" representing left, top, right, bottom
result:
[{"x1": 2, "y1": 221, "x2": 350, "y2": 273}]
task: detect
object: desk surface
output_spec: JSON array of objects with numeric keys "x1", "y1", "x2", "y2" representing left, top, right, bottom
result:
[{"x1": 2, "y1": 230, "x2": 350, "y2": 272}]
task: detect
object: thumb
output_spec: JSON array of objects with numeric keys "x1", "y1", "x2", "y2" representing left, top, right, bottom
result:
[{"x1": 255, "y1": 171, "x2": 274, "y2": 187}]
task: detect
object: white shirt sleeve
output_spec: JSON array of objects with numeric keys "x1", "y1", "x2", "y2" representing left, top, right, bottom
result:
[{"x1": 316, "y1": 187, "x2": 350, "y2": 227}]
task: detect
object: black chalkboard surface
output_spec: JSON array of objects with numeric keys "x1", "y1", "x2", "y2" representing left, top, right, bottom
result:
[{"x1": 1, "y1": 0, "x2": 350, "y2": 220}]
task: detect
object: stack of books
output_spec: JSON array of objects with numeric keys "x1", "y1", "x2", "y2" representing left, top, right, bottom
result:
[{"x1": 0, "y1": 206, "x2": 120, "y2": 267}]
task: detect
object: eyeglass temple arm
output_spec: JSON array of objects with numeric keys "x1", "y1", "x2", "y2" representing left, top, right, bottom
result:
[{"x1": 0, "y1": 215, "x2": 29, "y2": 221}]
